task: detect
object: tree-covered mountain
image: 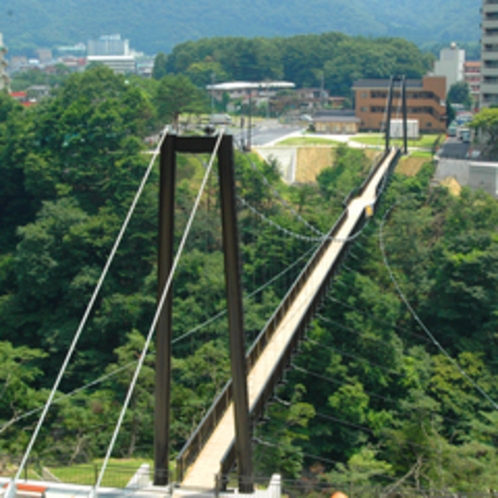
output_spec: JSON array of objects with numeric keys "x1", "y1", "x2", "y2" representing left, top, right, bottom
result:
[
  {"x1": 1, "y1": 0, "x2": 480, "y2": 55},
  {"x1": 154, "y1": 34, "x2": 433, "y2": 95}
]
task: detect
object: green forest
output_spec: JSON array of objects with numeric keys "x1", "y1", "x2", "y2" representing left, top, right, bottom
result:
[
  {"x1": 2, "y1": 67, "x2": 498, "y2": 496},
  {"x1": 1, "y1": 0, "x2": 480, "y2": 56},
  {"x1": 153, "y1": 33, "x2": 433, "y2": 96},
  {"x1": 11, "y1": 33, "x2": 434, "y2": 104}
]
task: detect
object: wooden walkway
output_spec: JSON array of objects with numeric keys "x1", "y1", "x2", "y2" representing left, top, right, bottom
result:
[{"x1": 181, "y1": 149, "x2": 397, "y2": 490}]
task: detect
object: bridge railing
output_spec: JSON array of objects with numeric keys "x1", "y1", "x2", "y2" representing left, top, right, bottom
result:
[
  {"x1": 358, "y1": 148, "x2": 390, "y2": 197},
  {"x1": 342, "y1": 149, "x2": 389, "y2": 208},
  {"x1": 176, "y1": 211, "x2": 348, "y2": 484},
  {"x1": 219, "y1": 196, "x2": 371, "y2": 486},
  {"x1": 220, "y1": 149, "x2": 401, "y2": 483},
  {"x1": 176, "y1": 149, "x2": 397, "y2": 484}
]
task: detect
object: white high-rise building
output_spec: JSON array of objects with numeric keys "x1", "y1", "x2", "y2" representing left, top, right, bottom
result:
[
  {"x1": 433, "y1": 43, "x2": 465, "y2": 92},
  {"x1": 480, "y1": 0, "x2": 498, "y2": 108},
  {"x1": 87, "y1": 34, "x2": 130, "y2": 56},
  {"x1": 0, "y1": 33, "x2": 9, "y2": 91}
]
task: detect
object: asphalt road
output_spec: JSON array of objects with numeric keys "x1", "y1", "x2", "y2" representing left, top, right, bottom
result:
[
  {"x1": 227, "y1": 120, "x2": 303, "y2": 147},
  {"x1": 438, "y1": 137, "x2": 470, "y2": 159}
]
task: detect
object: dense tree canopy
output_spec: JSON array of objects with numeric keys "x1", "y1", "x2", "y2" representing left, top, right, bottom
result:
[
  {"x1": 157, "y1": 33, "x2": 431, "y2": 97},
  {"x1": 1, "y1": 66, "x2": 498, "y2": 495},
  {"x1": 447, "y1": 80, "x2": 472, "y2": 109},
  {"x1": 470, "y1": 108, "x2": 498, "y2": 160}
]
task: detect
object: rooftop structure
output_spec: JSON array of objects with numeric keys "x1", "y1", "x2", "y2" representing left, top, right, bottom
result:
[
  {"x1": 207, "y1": 81, "x2": 294, "y2": 100},
  {"x1": 480, "y1": 0, "x2": 498, "y2": 108},
  {"x1": 206, "y1": 81, "x2": 295, "y2": 93}
]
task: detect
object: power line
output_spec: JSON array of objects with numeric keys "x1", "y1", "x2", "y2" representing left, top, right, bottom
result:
[
  {"x1": 316, "y1": 312, "x2": 423, "y2": 351},
  {"x1": 253, "y1": 436, "x2": 399, "y2": 485},
  {"x1": 273, "y1": 395, "x2": 446, "y2": 454},
  {"x1": 237, "y1": 150, "x2": 329, "y2": 237},
  {"x1": 238, "y1": 195, "x2": 325, "y2": 242},
  {"x1": 290, "y1": 364, "x2": 402, "y2": 407}
]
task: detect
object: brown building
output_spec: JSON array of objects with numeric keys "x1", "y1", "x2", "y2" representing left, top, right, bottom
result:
[
  {"x1": 312, "y1": 110, "x2": 361, "y2": 134},
  {"x1": 353, "y1": 76, "x2": 447, "y2": 133}
]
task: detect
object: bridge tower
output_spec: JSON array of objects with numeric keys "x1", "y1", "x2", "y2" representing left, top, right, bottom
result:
[
  {"x1": 385, "y1": 75, "x2": 408, "y2": 155},
  {"x1": 154, "y1": 134, "x2": 254, "y2": 493}
]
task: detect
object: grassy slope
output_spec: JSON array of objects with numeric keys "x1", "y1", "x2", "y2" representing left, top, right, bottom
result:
[{"x1": 350, "y1": 134, "x2": 441, "y2": 149}]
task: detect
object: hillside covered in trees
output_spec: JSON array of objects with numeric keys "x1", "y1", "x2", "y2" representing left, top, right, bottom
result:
[
  {"x1": 153, "y1": 33, "x2": 433, "y2": 97},
  {"x1": 2, "y1": 68, "x2": 498, "y2": 494},
  {"x1": 1, "y1": 0, "x2": 480, "y2": 55}
]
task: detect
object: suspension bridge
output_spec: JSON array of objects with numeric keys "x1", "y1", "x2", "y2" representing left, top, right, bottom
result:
[
  {"x1": 1, "y1": 76, "x2": 428, "y2": 498},
  {"x1": 176, "y1": 148, "x2": 399, "y2": 491}
]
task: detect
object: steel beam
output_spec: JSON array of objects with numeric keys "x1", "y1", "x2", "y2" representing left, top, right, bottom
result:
[
  {"x1": 154, "y1": 134, "x2": 253, "y2": 492},
  {"x1": 154, "y1": 134, "x2": 176, "y2": 485},
  {"x1": 217, "y1": 137, "x2": 254, "y2": 493}
]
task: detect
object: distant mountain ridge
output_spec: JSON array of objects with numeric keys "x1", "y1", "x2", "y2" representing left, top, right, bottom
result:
[{"x1": 1, "y1": 0, "x2": 480, "y2": 55}]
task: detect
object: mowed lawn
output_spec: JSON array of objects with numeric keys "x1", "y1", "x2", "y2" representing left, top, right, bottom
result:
[
  {"x1": 277, "y1": 136, "x2": 341, "y2": 146},
  {"x1": 46, "y1": 458, "x2": 155, "y2": 488},
  {"x1": 350, "y1": 134, "x2": 441, "y2": 149}
]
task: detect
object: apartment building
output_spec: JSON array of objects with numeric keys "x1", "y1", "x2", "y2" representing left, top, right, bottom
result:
[
  {"x1": 480, "y1": 0, "x2": 498, "y2": 107},
  {"x1": 434, "y1": 43, "x2": 465, "y2": 92},
  {"x1": 0, "y1": 33, "x2": 8, "y2": 91},
  {"x1": 353, "y1": 76, "x2": 447, "y2": 133},
  {"x1": 87, "y1": 34, "x2": 130, "y2": 56},
  {"x1": 464, "y1": 61, "x2": 481, "y2": 105}
]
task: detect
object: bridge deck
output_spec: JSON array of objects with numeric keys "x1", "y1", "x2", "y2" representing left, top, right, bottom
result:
[{"x1": 181, "y1": 149, "x2": 397, "y2": 490}]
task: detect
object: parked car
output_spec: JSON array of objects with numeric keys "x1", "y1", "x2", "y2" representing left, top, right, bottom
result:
[
  {"x1": 457, "y1": 127, "x2": 471, "y2": 143},
  {"x1": 209, "y1": 113, "x2": 232, "y2": 125}
]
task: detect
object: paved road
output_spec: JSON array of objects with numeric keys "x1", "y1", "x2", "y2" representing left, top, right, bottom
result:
[
  {"x1": 227, "y1": 120, "x2": 303, "y2": 147},
  {"x1": 438, "y1": 137, "x2": 470, "y2": 159}
]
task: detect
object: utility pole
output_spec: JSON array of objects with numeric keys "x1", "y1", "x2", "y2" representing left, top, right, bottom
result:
[
  {"x1": 385, "y1": 76, "x2": 394, "y2": 151},
  {"x1": 401, "y1": 76, "x2": 408, "y2": 155},
  {"x1": 240, "y1": 116, "x2": 245, "y2": 150},
  {"x1": 320, "y1": 71, "x2": 325, "y2": 109},
  {"x1": 211, "y1": 72, "x2": 216, "y2": 118},
  {"x1": 247, "y1": 92, "x2": 252, "y2": 151}
]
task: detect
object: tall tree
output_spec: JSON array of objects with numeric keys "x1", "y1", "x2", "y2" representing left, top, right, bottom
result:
[
  {"x1": 470, "y1": 108, "x2": 498, "y2": 159},
  {"x1": 154, "y1": 74, "x2": 207, "y2": 128}
]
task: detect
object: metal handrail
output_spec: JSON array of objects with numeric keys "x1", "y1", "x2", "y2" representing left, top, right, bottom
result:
[{"x1": 175, "y1": 149, "x2": 398, "y2": 484}]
